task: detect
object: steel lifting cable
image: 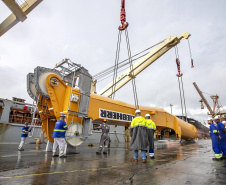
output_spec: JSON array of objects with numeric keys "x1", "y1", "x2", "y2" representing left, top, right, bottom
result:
[
  {"x1": 175, "y1": 46, "x2": 184, "y2": 117},
  {"x1": 187, "y1": 38, "x2": 194, "y2": 68},
  {"x1": 177, "y1": 76, "x2": 184, "y2": 117},
  {"x1": 98, "y1": 65, "x2": 130, "y2": 83},
  {"x1": 202, "y1": 91, "x2": 214, "y2": 96},
  {"x1": 111, "y1": 30, "x2": 122, "y2": 99},
  {"x1": 180, "y1": 75, "x2": 188, "y2": 121},
  {"x1": 93, "y1": 40, "x2": 165, "y2": 81},
  {"x1": 108, "y1": 0, "x2": 139, "y2": 109},
  {"x1": 125, "y1": 28, "x2": 139, "y2": 109}
]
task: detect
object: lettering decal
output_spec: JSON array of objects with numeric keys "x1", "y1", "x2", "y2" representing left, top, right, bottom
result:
[
  {"x1": 99, "y1": 108, "x2": 135, "y2": 122},
  {"x1": 100, "y1": 109, "x2": 106, "y2": 117}
]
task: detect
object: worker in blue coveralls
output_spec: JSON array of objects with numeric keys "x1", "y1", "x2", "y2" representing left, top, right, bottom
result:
[
  {"x1": 52, "y1": 114, "x2": 68, "y2": 158},
  {"x1": 130, "y1": 110, "x2": 149, "y2": 163},
  {"x1": 208, "y1": 117, "x2": 222, "y2": 160},
  {"x1": 214, "y1": 116, "x2": 226, "y2": 159},
  {"x1": 145, "y1": 113, "x2": 156, "y2": 159},
  {"x1": 222, "y1": 121, "x2": 226, "y2": 159},
  {"x1": 18, "y1": 122, "x2": 32, "y2": 151}
]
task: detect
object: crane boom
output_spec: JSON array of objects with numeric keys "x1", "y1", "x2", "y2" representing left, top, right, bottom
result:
[
  {"x1": 0, "y1": 0, "x2": 42, "y2": 37},
  {"x1": 193, "y1": 82, "x2": 213, "y2": 114},
  {"x1": 97, "y1": 32, "x2": 191, "y2": 97}
]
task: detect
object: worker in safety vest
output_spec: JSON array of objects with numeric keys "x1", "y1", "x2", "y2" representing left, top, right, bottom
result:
[
  {"x1": 52, "y1": 114, "x2": 68, "y2": 158},
  {"x1": 130, "y1": 110, "x2": 149, "y2": 163},
  {"x1": 208, "y1": 117, "x2": 222, "y2": 160},
  {"x1": 145, "y1": 114, "x2": 156, "y2": 159},
  {"x1": 96, "y1": 119, "x2": 110, "y2": 154},
  {"x1": 214, "y1": 116, "x2": 226, "y2": 159},
  {"x1": 18, "y1": 122, "x2": 32, "y2": 151}
]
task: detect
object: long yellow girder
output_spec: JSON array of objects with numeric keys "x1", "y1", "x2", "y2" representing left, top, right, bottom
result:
[
  {"x1": 97, "y1": 32, "x2": 190, "y2": 97},
  {"x1": 0, "y1": 0, "x2": 43, "y2": 37}
]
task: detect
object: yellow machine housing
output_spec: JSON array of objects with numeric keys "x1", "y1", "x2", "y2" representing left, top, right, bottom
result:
[
  {"x1": 27, "y1": 32, "x2": 197, "y2": 145},
  {"x1": 36, "y1": 73, "x2": 197, "y2": 142}
]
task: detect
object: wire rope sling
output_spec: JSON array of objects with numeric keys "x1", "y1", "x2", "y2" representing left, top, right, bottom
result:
[{"x1": 111, "y1": 0, "x2": 139, "y2": 110}]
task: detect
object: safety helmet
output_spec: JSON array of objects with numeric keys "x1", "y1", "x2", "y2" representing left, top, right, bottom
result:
[
  {"x1": 102, "y1": 119, "x2": 107, "y2": 122},
  {"x1": 214, "y1": 115, "x2": 220, "y2": 120},
  {"x1": 24, "y1": 122, "x2": 29, "y2": 125},
  {"x1": 222, "y1": 121, "x2": 226, "y2": 124},
  {"x1": 207, "y1": 117, "x2": 212, "y2": 121},
  {"x1": 145, "y1": 114, "x2": 150, "y2": 117},
  {"x1": 135, "y1": 109, "x2": 141, "y2": 114},
  {"x1": 60, "y1": 114, "x2": 66, "y2": 118}
]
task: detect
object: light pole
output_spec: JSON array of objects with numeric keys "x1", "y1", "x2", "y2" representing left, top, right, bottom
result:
[{"x1": 170, "y1": 104, "x2": 173, "y2": 114}]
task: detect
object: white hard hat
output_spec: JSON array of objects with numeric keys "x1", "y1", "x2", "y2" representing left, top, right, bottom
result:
[
  {"x1": 135, "y1": 109, "x2": 141, "y2": 114},
  {"x1": 145, "y1": 114, "x2": 150, "y2": 117},
  {"x1": 214, "y1": 115, "x2": 220, "y2": 120},
  {"x1": 207, "y1": 117, "x2": 212, "y2": 121},
  {"x1": 222, "y1": 121, "x2": 226, "y2": 124}
]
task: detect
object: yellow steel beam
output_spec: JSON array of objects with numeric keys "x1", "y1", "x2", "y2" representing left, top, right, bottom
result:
[
  {"x1": 2, "y1": 0, "x2": 27, "y2": 22},
  {"x1": 0, "y1": 0, "x2": 43, "y2": 37},
  {"x1": 98, "y1": 32, "x2": 191, "y2": 97}
]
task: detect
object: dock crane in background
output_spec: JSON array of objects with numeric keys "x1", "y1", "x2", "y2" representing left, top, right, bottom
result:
[{"x1": 193, "y1": 82, "x2": 225, "y2": 117}]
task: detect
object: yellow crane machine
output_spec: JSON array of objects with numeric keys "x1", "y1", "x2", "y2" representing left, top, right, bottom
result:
[{"x1": 27, "y1": 32, "x2": 197, "y2": 146}]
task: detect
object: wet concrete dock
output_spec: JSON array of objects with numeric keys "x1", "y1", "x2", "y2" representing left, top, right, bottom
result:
[{"x1": 0, "y1": 140, "x2": 226, "y2": 185}]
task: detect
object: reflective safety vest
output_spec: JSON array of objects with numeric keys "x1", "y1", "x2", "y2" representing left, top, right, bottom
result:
[
  {"x1": 130, "y1": 116, "x2": 146, "y2": 128},
  {"x1": 146, "y1": 119, "x2": 156, "y2": 130},
  {"x1": 52, "y1": 120, "x2": 68, "y2": 138},
  {"x1": 209, "y1": 123, "x2": 219, "y2": 138},
  {"x1": 21, "y1": 127, "x2": 29, "y2": 137}
]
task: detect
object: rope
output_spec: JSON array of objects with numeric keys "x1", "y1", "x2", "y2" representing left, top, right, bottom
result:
[
  {"x1": 125, "y1": 28, "x2": 139, "y2": 109},
  {"x1": 93, "y1": 40, "x2": 165, "y2": 81},
  {"x1": 111, "y1": 30, "x2": 122, "y2": 99},
  {"x1": 180, "y1": 76, "x2": 187, "y2": 121},
  {"x1": 187, "y1": 39, "x2": 193, "y2": 59},
  {"x1": 175, "y1": 46, "x2": 187, "y2": 120},
  {"x1": 202, "y1": 91, "x2": 214, "y2": 96},
  {"x1": 174, "y1": 45, "x2": 179, "y2": 59},
  {"x1": 98, "y1": 66, "x2": 129, "y2": 83},
  {"x1": 187, "y1": 38, "x2": 194, "y2": 68},
  {"x1": 177, "y1": 77, "x2": 184, "y2": 117},
  {"x1": 94, "y1": 53, "x2": 147, "y2": 81}
]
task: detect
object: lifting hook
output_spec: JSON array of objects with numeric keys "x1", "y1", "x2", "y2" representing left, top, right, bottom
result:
[
  {"x1": 176, "y1": 58, "x2": 183, "y2": 77},
  {"x1": 118, "y1": 0, "x2": 129, "y2": 31}
]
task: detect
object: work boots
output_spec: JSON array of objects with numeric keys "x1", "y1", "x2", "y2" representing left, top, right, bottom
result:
[{"x1": 131, "y1": 159, "x2": 138, "y2": 162}]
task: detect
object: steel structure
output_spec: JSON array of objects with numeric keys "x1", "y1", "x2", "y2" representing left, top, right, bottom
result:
[
  {"x1": 27, "y1": 33, "x2": 197, "y2": 147},
  {"x1": 96, "y1": 32, "x2": 191, "y2": 97},
  {"x1": 0, "y1": 0, "x2": 42, "y2": 37},
  {"x1": 193, "y1": 82, "x2": 225, "y2": 116}
]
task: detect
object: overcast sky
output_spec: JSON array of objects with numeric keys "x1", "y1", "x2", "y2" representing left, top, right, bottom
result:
[{"x1": 0, "y1": 0, "x2": 226, "y2": 124}]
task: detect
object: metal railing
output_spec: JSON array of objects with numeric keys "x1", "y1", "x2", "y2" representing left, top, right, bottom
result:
[
  {"x1": 8, "y1": 115, "x2": 42, "y2": 125},
  {"x1": 15, "y1": 0, "x2": 29, "y2": 10}
]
